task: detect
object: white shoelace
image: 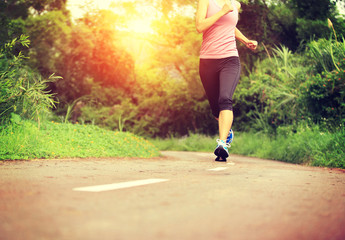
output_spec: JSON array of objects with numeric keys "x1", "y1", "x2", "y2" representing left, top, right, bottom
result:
[{"x1": 216, "y1": 139, "x2": 231, "y2": 148}]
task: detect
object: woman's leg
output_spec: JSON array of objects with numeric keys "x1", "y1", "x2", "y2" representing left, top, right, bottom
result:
[
  {"x1": 218, "y1": 110, "x2": 233, "y2": 141},
  {"x1": 199, "y1": 59, "x2": 221, "y2": 118},
  {"x1": 217, "y1": 57, "x2": 240, "y2": 141}
]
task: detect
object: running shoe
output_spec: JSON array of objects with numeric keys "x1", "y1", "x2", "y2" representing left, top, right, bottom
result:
[
  {"x1": 214, "y1": 139, "x2": 230, "y2": 161},
  {"x1": 226, "y1": 129, "x2": 234, "y2": 145}
]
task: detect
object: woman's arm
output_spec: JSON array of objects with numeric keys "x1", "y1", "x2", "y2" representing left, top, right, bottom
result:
[
  {"x1": 195, "y1": 0, "x2": 233, "y2": 33},
  {"x1": 235, "y1": 28, "x2": 258, "y2": 50}
]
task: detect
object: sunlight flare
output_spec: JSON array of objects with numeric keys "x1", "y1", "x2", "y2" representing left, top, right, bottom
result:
[{"x1": 126, "y1": 18, "x2": 154, "y2": 34}]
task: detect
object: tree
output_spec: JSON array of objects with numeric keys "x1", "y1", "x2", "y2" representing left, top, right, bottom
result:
[
  {"x1": 0, "y1": 0, "x2": 68, "y2": 45},
  {"x1": 238, "y1": 0, "x2": 342, "y2": 51},
  {"x1": 25, "y1": 8, "x2": 135, "y2": 105},
  {"x1": 74, "y1": 10, "x2": 134, "y2": 89},
  {"x1": 151, "y1": 15, "x2": 204, "y2": 98},
  {"x1": 290, "y1": 0, "x2": 337, "y2": 20}
]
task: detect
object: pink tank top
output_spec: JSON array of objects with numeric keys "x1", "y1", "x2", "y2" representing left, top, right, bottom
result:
[{"x1": 200, "y1": 0, "x2": 239, "y2": 59}]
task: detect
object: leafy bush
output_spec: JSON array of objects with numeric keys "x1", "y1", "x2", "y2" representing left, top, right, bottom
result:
[
  {"x1": 300, "y1": 66, "x2": 345, "y2": 125},
  {"x1": 235, "y1": 45, "x2": 311, "y2": 132},
  {"x1": 235, "y1": 37, "x2": 345, "y2": 133},
  {"x1": 311, "y1": 127, "x2": 345, "y2": 168},
  {"x1": 0, "y1": 35, "x2": 59, "y2": 126},
  {"x1": 76, "y1": 66, "x2": 218, "y2": 138},
  {"x1": 308, "y1": 37, "x2": 345, "y2": 73},
  {"x1": 231, "y1": 124, "x2": 344, "y2": 168},
  {"x1": 300, "y1": 38, "x2": 345, "y2": 126}
]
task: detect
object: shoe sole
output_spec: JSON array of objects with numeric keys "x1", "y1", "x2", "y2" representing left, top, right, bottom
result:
[
  {"x1": 214, "y1": 146, "x2": 229, "y2": 161},
  {"x1": 215, "y1": 156, "x2": 227, "y2": 162}
]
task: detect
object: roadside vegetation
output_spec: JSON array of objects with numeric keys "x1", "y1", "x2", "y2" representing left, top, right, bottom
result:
[
  {"x1": 0, "y1": 117, "x2": 159, "y2": 160},
  {"x1": 0, "y1": 36, "x2": 159, "y2": 160},
  {"x1": 152, "y1": 127, "x2": 345, "y2": 169},
  {"x1": 0, "y1": 0, "x2": 344, "y2": 168}
]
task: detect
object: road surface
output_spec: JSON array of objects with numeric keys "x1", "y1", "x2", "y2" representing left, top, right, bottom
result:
[{"x1": 1, "y1": 151, "x2": 345, "y2": 240}]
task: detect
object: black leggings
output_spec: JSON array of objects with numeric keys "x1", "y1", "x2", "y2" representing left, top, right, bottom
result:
[{"x1": 199, "y1": 56, "x2": 241, "y2": 118}]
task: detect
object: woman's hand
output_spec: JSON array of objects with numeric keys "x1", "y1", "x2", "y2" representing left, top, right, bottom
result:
[
  {"x1": 222, "y1": 2, "x2": 234, "y2": 15},
  {"x1": 246, "y1": 40, "x2": 258, "y2": 51},
  {"x1": 196, "y1": 0, "x2": 233, "y2": 33}
]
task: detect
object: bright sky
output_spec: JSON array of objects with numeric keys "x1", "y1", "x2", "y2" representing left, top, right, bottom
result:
[
  {"x1": 67, "y1": 0, "x2": 158, "y2": 33},
  {"x1": 67, "y1": 0, "x2": 112, "y2": 19},
  {"x1": 66, "y1": 0, "x2": 196, "y2": 32}
]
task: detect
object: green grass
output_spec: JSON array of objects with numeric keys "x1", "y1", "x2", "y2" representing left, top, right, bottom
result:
[
  {"x1": 150, "y1": 134, "x2": 215, "y2": 152},
  {"x1": 152, "y1": 126, "x2": 345, "y2": 169},
  {"x1": 0, "y1": 120, "x2": 160, "y2": 160},
  {"x1": 2, "y1": 118, "x2": 344, "y2": 169}
]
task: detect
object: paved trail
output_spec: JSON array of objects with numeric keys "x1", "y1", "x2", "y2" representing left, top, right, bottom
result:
[{"x1": 1, "y1": 151, "x2": 345, "y2": 240}]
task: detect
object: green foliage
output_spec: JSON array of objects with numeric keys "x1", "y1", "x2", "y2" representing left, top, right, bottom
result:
[
  {"x1": 295, "y1": 18, "x2": 329, "y2": 43},
  {"x1": 0, "y1": 0, "x2": 344, "y2": 167},
  {"x1": 2, "y1": 0, "x2": 344, "y2": 140},
  {"x1": 235, "y1": 45, "x2": 311, "y2": 131},
  {"x1": 288, "y1": 0, "x2": 339, "y2": 48},
  {"x1": 290, "y1": 0, "x2": 337, "y2": 20},
  {"x1": 232, "y1": 127, "x2": 315, "y2": 164},
  {"x1": 308, "y1": 37, "x2": 345, "y2": 73},
  {"x1": 0, "y1": 118, "x2": 160, "y2": 160},
  {"x1": 301, "y1": 38, "x2": 345, "y2": 125},
  {"x1": 231, "y1": 124, "x2": 344, "y2": 167},
  {"x1": 301, "y1": 66, "x2": 345, "y2": 125},
  {"x1": 153, "y1": 125, "x2": 345, "y2": 169},
  {"x1": 0, "y1": 0, "x2": 68, "y2": 47},
  {"x1": 238, "y1": 0, "x2": 341, "y2": 51},
  {"x1": 236, "y1": 37, "x2": 344, "y2": 132},
  {"x1": 151, "y1": 15, "x2": 204, "y2": 98},
  {"x1": 65, "y1": 13, "x2": 218, "y2": 138},
  {"x1": 25, "y1": 10, "x2": 71, "y2": 75},
  {"x1": 23, "y1": 8, "x2": 135, "y2": 108},
  {"x1": 151, "y1": 133, "x2": 215, "y2": 152},
  {"x1": 69, "y1": 10, "x2": 135, "y2": 88},
  {"x1": 0, "y1": 36, "x2": 59, "y2": 124},
  {"x1": 1, "y1": 0, "x2": 67, "y2": 19},
  {"x1": 312, "y1": 127, "x2": 345, "y2": 168},
  {"x1": 132, "y1": 66, "x2": 216, "y2": 137},
  {"x1": 78, "y1": 70, "x2": 217, "y2": 137}
]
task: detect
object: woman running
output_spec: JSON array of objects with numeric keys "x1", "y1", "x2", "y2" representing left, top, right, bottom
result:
[{"x1": 196, "y1": 0, "x2": 257, "y2": 161}]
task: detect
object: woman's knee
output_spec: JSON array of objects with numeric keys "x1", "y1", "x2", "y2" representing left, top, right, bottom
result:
[{"x1": 218, "y1": 97, "x2": 233, "y2": 111}]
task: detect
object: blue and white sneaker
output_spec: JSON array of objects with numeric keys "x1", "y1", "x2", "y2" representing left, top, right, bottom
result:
[
  {"x1": 226, "y1": 129, "x2": 234, "y2": 146},
  {"x1": 214, "y1": 139, "x2": 230, "y2": 161}
]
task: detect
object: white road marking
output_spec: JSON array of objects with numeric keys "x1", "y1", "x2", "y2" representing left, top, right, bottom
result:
[
  {"x1": 227, "y1": 162, "x2": 235, "y2": 165},
  {"x1": 73, "y1": 179, "x2": 169, "y2": 192},
  {"x1": 208, "y1": 167, "x2": 229, "y2": 171}
]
